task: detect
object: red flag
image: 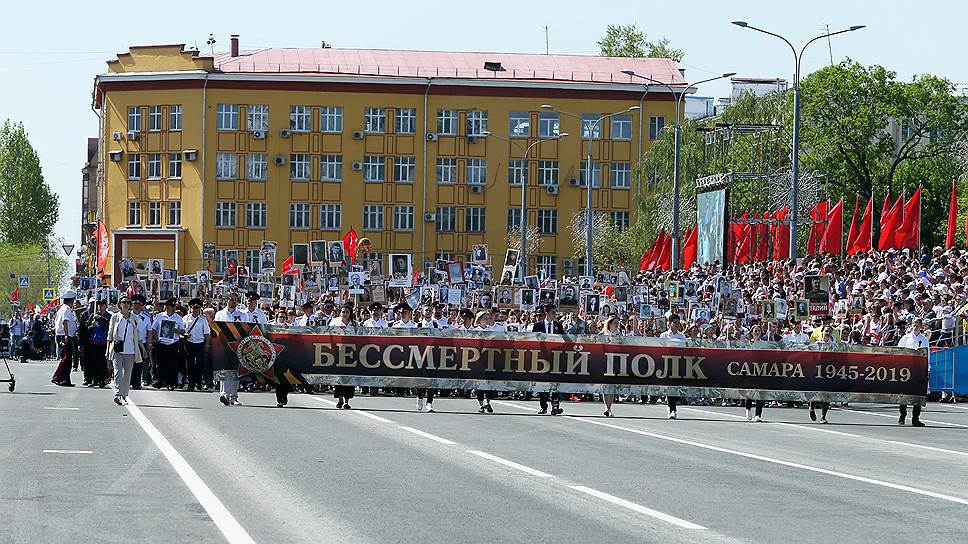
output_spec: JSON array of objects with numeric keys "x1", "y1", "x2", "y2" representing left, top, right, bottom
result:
[
  {"x1": 806, "y1": 201, "x2": 829, "y2": 256},
  {"x1": 893, "y1": 187, "x2": 921, "y2": 249},
  {"x1": 640, "y1": 233, "x2": 661, "y2": 271},
  {"x1": 280, "y1": 254, "x2": 296, "y2": 275},
  {"x1": 756, "y1": 212, "x2": 770, "y2": 261},
  {"x1": 40, "y1": 298, "x2": 59, "y2": 315},
  {"x1": 849, "y1": 197, "x2": 873, "y2": 254},
  {"x1": 343, "y1": 227, "x2": 360, "y2": 265},
  {"x1": 657, "y1": 231, "x2": 673, "y2": 270},
  {"x1": 682, "y1": 227, "x2": 698, "y2": 269},
  {"x1": 845, "y1": 197, "x2": 860, "y2": 254},
  {"x1": 10, "y1": 288, "x2": 19, "y2": 303},
  {"x1": 946, "y1": 182, "x2": 957, "y2": 249},
  {"x1": 820, "y1": 198, "x2": 843, "y2": 254},
  {"x1": 878, "y1": 195, "x2": 904, "y2": 251},
  {"x1": 646, "y1": 229, "x2": 667, "y2": 271},
  {"x1": 95, "y1": 219, "x2": 110, "y2": 272},
  {"x1": 774, "y1": 206, "x2": 790, "y2": 260}
]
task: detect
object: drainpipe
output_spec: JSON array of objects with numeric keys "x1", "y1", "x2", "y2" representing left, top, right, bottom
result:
[
  {"x1": 636, "y1": 87, "x2": 649, "y2": 198},
  {"x1": 91, "y1": 76, "x2": 105, "y2": 277},
  {"x1": 421, "y1": 77, "x2": 433, "y2": 268},
  {"x1": 200, "y1": 73, "x2": 210, "y2": 272}
]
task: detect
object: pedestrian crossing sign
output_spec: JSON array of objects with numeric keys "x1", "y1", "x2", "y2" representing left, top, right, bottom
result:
[
  {"x1": 43, "y1": 288, "x2": 55, "y2": 301},
  {"x1": 18, "y1": 276, "x2": 28, "y2": 287}
]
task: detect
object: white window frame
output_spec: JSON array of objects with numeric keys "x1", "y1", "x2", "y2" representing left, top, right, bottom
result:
[
  {"x1": 148, "y1": 106, "x2": 162, "y2": 132},
  {"x1": 437, "y1": 109, "x2": 457, "y2": 135},
  {"x1": 147, "y1": 201, "x2": 161, "y2": 227},
  {"x1": 216, "y1": 104, "x2": 239, "y2": 131},
  {"x1": 466, "y1": 158, "x2": 487, "y2": 185},
  {"x1": 289, "y1": 153, "x2": 311, "y2": 180},
  {"x1": 363, "y1": 156, "x2": 385, "y2": 182},
  {"x1": 320, "y1": 106, "x2": 343, "y2": 133},
  {"x1": 127, "y1": 106, "x2": 141, "y2": 132},
  {"x1": 436, "y1": 158, "x2": 457, "y2": 184},
  {"x1": 246, "y1": 202, "x2": 267, "y2": 229},
  {"x1": 247, "y1": 104, "x2": 269, "y2": 132},
  {"x1": 537, "y1": 160, "x2": 558, "y2": 186},
  {"x1": 289, "y1": 203, "x2": 310, "y2": 229},
  {"x1": 319, "y1": 203, "x2": 342, "y2": 230},
  {"x1": 320, "y1": 154, "x2": 343, "y2": 181},
  {"x1": 509, "y1": 111, "x2": 529, "y2": 137},
  {"x1": 290, "y1": 105, "x2": 311, "y2": 132},
  {"x1": 245, "y1": 249, "x2": 262, "y2": 274},
  {"x1": 147, "y1": 154, "x2": 162, "y2": 179},
  {"x1": 508, "y1": 159, "x2": 527, "y2": 186},
  {"x1": 364, "y1": 107, "x2": 386, "y2": 133},
  {"x1": 216, "y1": 153, "x2": 238, "y2": 180},
  {"x1": 467, "y1": 110, "x2": 488, "y2": 136},
  {"x1": 393, "y1": 205, "x2": 415, "y2": 231},
  {"x1": 436, "y1": 206, "x2": 456, "y2": 232},
  {"x1": 538, "y1": 112, "x2": 560, "y2": 137},
  {"x1": 610, "y1": 162, "x2": 632, "y2": 189},
  {"x1": 649, "y1": 115, "x2": 665, "y2": 140},
  {"x1": 215, "y1": 202, "x2": 237, "y2": 227},
  {"x1": 363, "y1": 205, "x2": 384, "y2": 231},
  {"x1": 610, "y1": 211, "x2": 631, "y2": 231},
  {"x1": 247, "y1": 153, "x2": 268, "y2": 181},
  {"x1": 127, "y1": 155, "x2": 141, "y2": 180},
  {"x1": 127, "y1": 201, "x2": 140, "y2": 226},
  {"x1": 167, "y1": 201, "x2": 181, "y2": 226},
  {"x1": 507, "y1": 208, "x2": 522, "y2": 231},
  {"x1": 465, "y1": 207, "x2": 486, "y2": 233},
  {"x1": 168, "y1": 153, "x2": 182, "y2": 179},
  {"x1": 393, "y1": 156, "x2": 415, "y2": 183},
  {"x1": 611, "y1": 114, "x2": 632, "y2": 140},
  {"x1": 395, "y1": 108, "x2": 416, "y2": 134},
  {"x1": 537, "y1": 255, "x2": 557, "y2": 279},
  {"x1": 169, "y1": 105, "x2": 182, "y2": 131},
  {"x1": 581, "y1": 114, "x2": 601, "y2": 140},
  {"x1": 538, "y1": 209, "x2": 558, "y2": 234},
  {"x1": 579, "y1": 161, "x2": 602, "y2": 188}
]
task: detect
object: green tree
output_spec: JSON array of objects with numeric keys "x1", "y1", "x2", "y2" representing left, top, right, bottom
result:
[
  {"x1": 0, "y1": 120, "x2": 59, "y2": 245},
  {"x1": 0, "y1": 239, "x2": 71, "y2": 317},
  {"x1": 598, "y1": 24, "x2": 684, "y2": 62}
]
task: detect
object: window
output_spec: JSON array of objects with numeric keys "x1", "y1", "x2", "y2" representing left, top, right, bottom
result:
[
  {"x1": 436, "y1": 158, "x2": 457, "y2": 183},
  {"x1": 147, "y1": 154, "x2": 162, "y2": 179},
  {"x1": 246, "y1": 202, "x2": 267, "y2": 228},
  {"x1": 466, "y1": 159, "x2": 487, "y2": 185},
  {"x1": 248, "y1": 104, "x2": 269, "y2": 131},
  {"x1": 508, "y1": 159, "x2": 528, "y2": 186},
  {"x1": 436, "y1": 206, "x2": 456, "y2": 232},
  {"x1": 127, "y1": 201, "x2": 140, "y2": 226},
  {"x1": 538, "y1": 111, "x2": 560, "y2": 137},
  {"x1": 320, "y1": 106, "x2": 343, "y2": 133},
  {"x1": 213, "y1": 249, "x2": 230, "y2": 274},
  {"x1": 363, "y1": 205, "x2": 384, "y2": 231},
  {"x1": 465, "y1": 207, "x2": 485, "y2": 232},
  {"x1": 290, "y1": 106, "x2": 311, "y2": 132},
  {"x1": 437, "y1": 109, "x2": 457, "y2": 135},
  {"x1": 364, "y1": 107, "x2": 386, "y2": 133},
  {"x1": 363, "y1": 156, "x2": 385, "y2": 182},
  {"x1": 507, "y1": 208, "x2": 522, "y2": 231},
  {"x1": 509, "y1": 111, "x2": 530, "y2": 137},
  {"x1": 290, "y1": 154, "x2": 310, "y2": 180},
  {"x1": 649, "y1": 116, "x2": 665, "y2": 140},
  {"x1": 216, "y1": 153, "x2": 237, "y2": 180},
  {"x1": 581, "y1": 114, "x2": 601, "y2": 140},
  {"x1": 537, "y1": 209, "x2": 557, "y2": 234},
  {"x1": 215, "y1": 202, "x2": 236, "y2": 227},
  {"x1": 319, "y1": 204, "x2": 342, "y2": 230},
  {"x1": 537, "y1": 255, "x2": 557, "y2": 279},
  {"x1": 610, "y1": 211, "x2": 631, "y2": 231},
  {"x1": 167, "y1": 201, "x2": 181, "y2": 226},
  {"x1": 610, "y1": 162, "x2": 632, "y2": 189},
  {"x1": 467, "y1": 110, "x2": 488, "y2": 136},
  {"x1": 320, "y1": 155, "x2": 342, "y2": 181},
  {"x1": 900, "y1": 119, "x2": 914, "y2": 140},
  {"x1": 611, "y1": 114, "x2": 632, "y2": 140},
  {"x1": 435, "y1": 251, "x2": 455, "y2": 262},
  {"x1": 247, "y1": 154, "x2": 268, "y2": 181},
  {"x1": 289, "y1": 203, "x2": 310, "y2": 229},
  {"x1": 216, "y1": 104, "x2": 239, "y2": 130},
  {"x1": 168, "y1": 153, "x2": 182, "y2": 179},
  {"x1": 395, "y1": 108, "x2": 416, "y2": 134},
  {"x1": 127, "y1": 106, "x2": 141, "y2": 132},
  {"x1": 127, "y1": 155, "x2": 141, "y2": 180},
  {"x1": 393, "y1": 205, "x2": 415, "y2": 231},
  {"x1": 147, "y1": 202, "x2": 161, "y2": 226},
  {"x1": 393, "y1": 156, "x2": 415, "y2": 182},
  {"x1": 148, "y1": 106, "x2": 162, "y2": 131},
  {"x1": 245, "y1": 249, "x2": 262, "y2": 274},
  {"x1": 169, "y1": 105, "x2": 182, "y2": 131},
  {"x1": 579, "y1": 161, "x2": 602, "y2": 188},
  {"x1": 537, "y1": 160, "x2": 558, "y2": 186}
]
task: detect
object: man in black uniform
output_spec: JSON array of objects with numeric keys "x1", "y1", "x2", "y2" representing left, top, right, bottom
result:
[{"x1": 531, "y1": 304, "x2": 564, "y2": 415}]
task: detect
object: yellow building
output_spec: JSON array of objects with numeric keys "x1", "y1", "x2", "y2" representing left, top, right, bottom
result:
[{"x1": 93, "y1": 37, "x2": 686, "y2": 282}]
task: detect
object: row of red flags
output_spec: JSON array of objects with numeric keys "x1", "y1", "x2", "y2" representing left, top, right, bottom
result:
[{"x1": 640, "y1": 182, "x2": 966, "y2": 269}]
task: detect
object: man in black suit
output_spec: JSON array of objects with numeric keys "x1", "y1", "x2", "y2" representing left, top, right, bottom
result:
[{"x1": 531, "y1": 304, "x2": 564, "y2": 415}]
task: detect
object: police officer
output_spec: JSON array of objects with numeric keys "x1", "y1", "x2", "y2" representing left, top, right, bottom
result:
[{"x1": 183, "y1": 298, "x2": 211, "y2": 392}]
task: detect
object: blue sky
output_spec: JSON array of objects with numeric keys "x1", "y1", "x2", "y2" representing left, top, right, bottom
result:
[{"x1": 0, "y1": 0, "x2": 963, "y2": 250}]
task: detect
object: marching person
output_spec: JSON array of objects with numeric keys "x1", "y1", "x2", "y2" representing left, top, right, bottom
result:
[
  {"x1": 897, "y1": 318, "x2": 929, "y2": 427},
  {"x1": 130, "y1": 294, "x2": 153, "y2": 390},
  {"x1": 293, "y1": 300, "x2": 317, "y2": 327},
  {"x1": 183, "y1": 298, "x2": 211, "y2": 392},
  {"x1": 363, "y1": 302, "x2": 388, "y2": 328},
  {"x1": 531, "y1": 304, "x2": 563, "y2": 416},
  {"x1": 744, "y1": 397, "x2": 765, "y2": 422},
  {"x1": 474, "y1": 310, "x2": 496, "y2": 414},
  {"x1": 152, "y1": 298, "x2": 185, "y2": 390},
  {"x1": 411, "y1": 305, "x2": 439, "y2": 412},
  {"x1": 600, "y1": 315, "x2": 620, "y2": 417},
  {"x1": 84, "y1": 299, "x2": 111, "y2": 388},
  {"x1": 658, "y1": 314, "x2": 687, "y2": 419},
  {"x1": 51, "y1": 291, "x2": 78, "y2": 387},
  {"x1": 329, "y1": 303, "x2": 358, "y2": 409},
  {"x1": 8, "y1": 311, "x2": 24, "y2": 359},
  {"x1": 107, "y1": 296, "x2": 144, "y2": 406},
  {"x1": 215, "y1": 293, "x2": 245, "y2": 406}
]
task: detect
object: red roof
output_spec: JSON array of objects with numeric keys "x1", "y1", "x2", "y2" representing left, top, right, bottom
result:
[{"x1": 213, "y1": 48, "x2": 685, "y2": 86}]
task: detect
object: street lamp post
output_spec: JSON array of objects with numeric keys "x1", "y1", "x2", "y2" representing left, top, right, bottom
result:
[
  {"x1": 540, "y1": 105, "x2": 640, "y2": 277},
  {"x1": 731, "y1": 21, "x2": 865, "y2": 259},
  {"x1": 480, "y1": 130, "x2": 568, "y2": 279},
  {"x1": 620, "y1": 71, "x2": 735, "y2": 269}
]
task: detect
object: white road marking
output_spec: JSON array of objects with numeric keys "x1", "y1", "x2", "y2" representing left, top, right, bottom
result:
[
  {"x1": 834, "y1": 407, "x2": 968, "y2": 428},
  {"x1": 943, "y1": 404, "x2": 968, "y2": 411},
  {"x1": 306, "y1": 395, "x2": 394, "y2": 423},
  {"x1": 125, "y1": 399, "x2": 256, "y2": 544},
  {"x1": 569, "y1": 416, "x2": 968, "y2": 506},
  {"x1": 569, "y1": 485, "x2": 706, "y2": 530},
  {"x1": 491, "y1": 400, "x2": 539, "y2": 412},
  {"x1": 398, "y1": 426, "x2": 457, "y2": 445},
  {"x1": 466, "y1": 450, "x2": 555, "y2": 478},
  {"x1": 44, "y1": 407, "x2": 79, "y2": 410},
  {"x1": 43, "y1": 449, "x2": 92, "y2": 454}
]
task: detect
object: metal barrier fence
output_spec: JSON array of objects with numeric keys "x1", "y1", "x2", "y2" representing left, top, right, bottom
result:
[{"x1": 928, "y1": 345, "x2": 967, "y2": 396}]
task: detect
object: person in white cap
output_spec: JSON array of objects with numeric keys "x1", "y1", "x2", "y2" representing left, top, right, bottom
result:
[{"x1": 51, "y1": 291, "x2": 78, "y2": 387}]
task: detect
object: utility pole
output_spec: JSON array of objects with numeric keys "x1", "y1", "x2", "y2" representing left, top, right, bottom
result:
[
  {"x1": 825, "y1": 25, "x2": 834, "y2": 65},
  {"x1": 544, "y1": 26, "x2": 550, "y2": 54}
]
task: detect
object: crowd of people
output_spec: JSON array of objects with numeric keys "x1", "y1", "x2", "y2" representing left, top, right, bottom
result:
[{"x1": 27, "y1": 245, "x2": 964, "y2": 428}]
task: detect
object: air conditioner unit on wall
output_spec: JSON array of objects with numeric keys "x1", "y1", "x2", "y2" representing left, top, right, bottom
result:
[
  {"x1": 274, "y1": 155, "x2": 286, "y2": 165},
  {"x1": 352, "y1": 162, "x2": 363, "y2": 171},
  {"x1": 424, "y1": 213, "x2": 436, "y2": 222},
  {"x1": 568, "y1": 178, "x2": 578, "y2": 187},
  {"x1": 126, "y1": 130, "x2": 139, "y2": 141},
  {"x1": 470, "y1": 185, "x2": 483, "y2": 193},
  {"x1": 252, "y1": 130, "x2": 266, "y2": 140},
  {"x1": 112, "y1": 131, "x2": 123, "y2": 141},
  {"x1": 426, "y1": 133, "x2": 438, "y2": 142},
  {"x1": 467, "y1": 135, "x2": 477, "y2": 144},
  {"x1": 108, "y1": 150, "x2": 123, "y2": 162},
  {"x1": 183, "y1": 149, "x2": 198, "y2": 161},
  {"x1": 279, "y1": 129, "x2": 291, "y2": 138},
  {"x1": 546, "y1": 185, "x2": 559, "y2": 195},
  {"x1": 353, "y1": 131, "x2": 365, "y2": 140}
]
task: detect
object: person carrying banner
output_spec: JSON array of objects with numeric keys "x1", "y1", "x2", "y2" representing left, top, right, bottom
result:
[
  {"x1": 215, "y1": 293, "x2": 245, "y2": 406},
  {"x1": 600, "y1": 315, "x2": 620, "y2": 417},
  {"x1": 330, "y1": 303, "x2": 359, "y2": 409},
  {"x1": 658, "y1": 314, "x2": 686, "y2": 419},
  {"x1": 532, "y1": 304, "x2": 563, "y2": 415},
  {"x1": 474, "y1": 311, "x2": 496, "y2": 414},
  {"x1": 183, "y1": 298, "x2": 211, "y2": 392},
  {"x1": 51, "y1": 292, "x2": 78, "y2": 387},
  {"x1": 896, "y1": 318, "x2": 929, "y2": 427}
]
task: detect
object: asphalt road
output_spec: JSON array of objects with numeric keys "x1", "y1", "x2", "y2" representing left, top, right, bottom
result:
[{"x1": 2, "y1": 360, "x2": 967, "y2": 544}]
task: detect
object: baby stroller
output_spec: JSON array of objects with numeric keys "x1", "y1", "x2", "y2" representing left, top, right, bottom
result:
[{"x1": 1, "y1": 356, "x2": 13, "y2": 392}]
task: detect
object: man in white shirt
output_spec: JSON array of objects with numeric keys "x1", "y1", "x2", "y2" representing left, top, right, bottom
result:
[
  {"x1": 152, "y1": 298, "x2": 185, "y2": 390},
  {"x1": 214, "y1": 293, "x2": 244, "y2": 406},
  {"x1": 658, "y1": 315, "x2": 686, "y2": 419},
  {"x1": 294, "y1": 300, "x2": 317, "y2": 327},
  {"x1": 51, "y1": 292, "x2": 79, "y2": 386},
  {"x1": 391, "y1": 303, "x2": 417, "y2": 328},
  {"x1": 183, "y1": 298, "x2": 211, "y2": 392},
  {"x1": 363, "y1": 303, "x2": 388, "y2": 328},
  {"x1": 241, "y1": 291, "x2": 269, "y2": 324},
  {"x1": 782, "y1": 321, "x2": 810, "y2": 344},
  {"x1": 129, "y1": 294, "x2": 153, "y2": 389},
  {"x1": 896, "y1": 320, "x2": 928, "y2": 427}
]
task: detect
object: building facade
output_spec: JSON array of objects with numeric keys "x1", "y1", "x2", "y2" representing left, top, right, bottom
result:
[{"x1": 93, "y1": 39, "x2": 687, "y2": 282}]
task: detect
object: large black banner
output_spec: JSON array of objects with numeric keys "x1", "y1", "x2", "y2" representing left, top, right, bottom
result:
[{"x1": 212, "y1": 323, "x2": 928, "y2": 404}]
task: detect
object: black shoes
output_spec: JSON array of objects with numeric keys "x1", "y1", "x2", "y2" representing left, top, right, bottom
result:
[
  {"x1": 912, "y1": 419, "x2": 925, "y2": 427},
  {"x1": 809, "y1": 409, "x2": 817, "y2": 421},
  {"x1": 219, "y1": 395, "x2": 230, "y2": 406},
  {"x1": 551, "y1": 407, "x2": 563, "y2": 416},
  {"x1": 604, "y1": 410, "x2": 612, "y2": 418},
  {"x1": 537, "y1": 408, "x2": 547, "y2": 415},
  {"x1": 898, "y1": 416, "x2": 905, "y2": 426},
  {"x1": 485, "y1": 403, "x2": 493, "y2": 413},
  {"x1": 479, "y1": 406, "x2": 486, "y2": 413},
  {"x1": 337, "y1": 400, "x2": 344, "y2": 409}
]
